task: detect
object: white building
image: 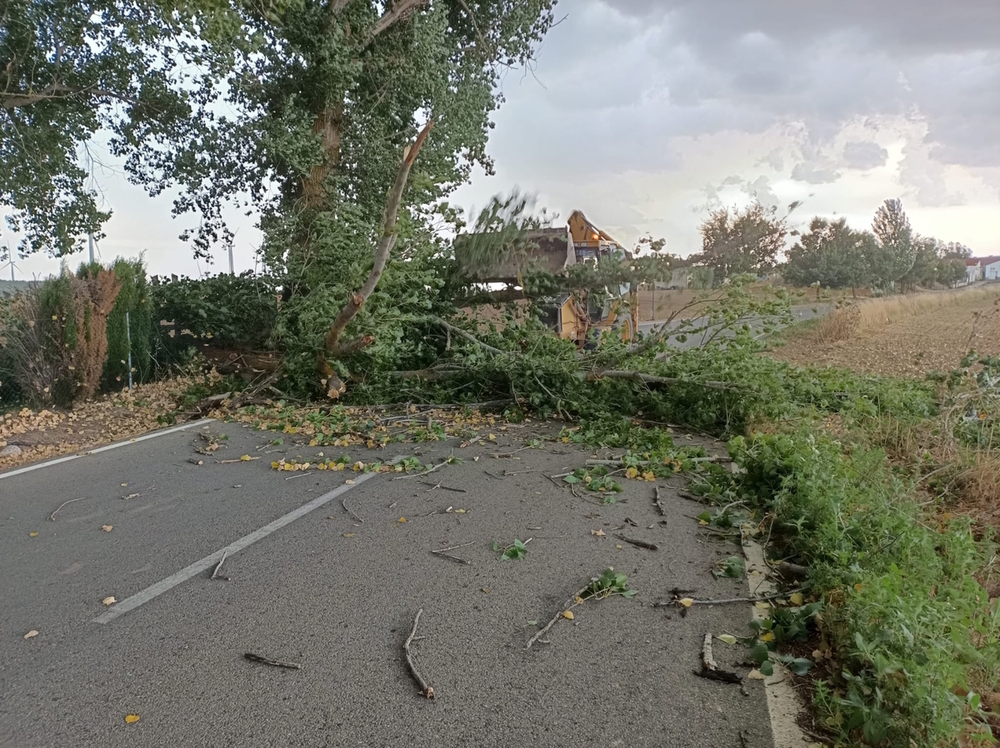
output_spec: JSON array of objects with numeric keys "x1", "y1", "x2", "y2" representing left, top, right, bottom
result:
[
  {"x1": 985, "y1": 258, "x2": 1000, "y2": 281},
  {"x1": 965, "y1": 259, "x2": 983, "y2": 284}
]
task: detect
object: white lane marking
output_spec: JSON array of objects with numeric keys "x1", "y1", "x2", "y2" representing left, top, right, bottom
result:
[
  {"x1": 0, "y1": 418, "x2": 215, "y2": 481},
  {"x1": 92, "y1": 474, "x2": 378, "y2": 624}
]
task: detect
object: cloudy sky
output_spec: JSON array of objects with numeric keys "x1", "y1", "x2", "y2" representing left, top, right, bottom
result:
[{"x1": 8, "y1": 0, "x2": 1000, "y2": 280}]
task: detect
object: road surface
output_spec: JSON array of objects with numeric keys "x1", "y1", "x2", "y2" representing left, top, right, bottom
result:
[
  {"x1": 1, "y1": 419, "x2": 778, "y2": 748},
  {"x1": 638, "y1": 303, "x2": 832, "y2": 348}
]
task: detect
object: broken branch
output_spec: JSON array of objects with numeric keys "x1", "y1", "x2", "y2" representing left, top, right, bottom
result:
[
  {"x1": 614, "y1": 534, "x2": 659, "y2": 551},
  {"x1": 586, "y1": 370, "x2": 738, "y2": 391},
  {"x1": 426, "y1": 316, "x2": 504, "y2": 356},
  {"x1": 342, "y1": 496, "x2": 364, "y2": 524},
  {"x1": 48, "y1": 497, "x2": 84, "y2": 521},
  {"x1": 694, "y1": 632, "x2": 741, "y2": 684},
  {"x1": 319, "y1": 119, "x2": 434, "y2": 395},
  {"x1": 658, "y1": 588, "x2": 806, "y2": 607},
  {"x1": 244, "y1": 652, "x2": 302, "y2": 670},
  {"x1": 211, "y1": 551, "x2": 229, "y2": 580},
  {"x1": 526, "y1": 582, "x2": 591, "y2": 650},
  {"x1": 653, "y1": 486, "x2": 666, "y2": 517},
  {"x1": 404, "y1": 608, "x2": 434, "y2": 698}
]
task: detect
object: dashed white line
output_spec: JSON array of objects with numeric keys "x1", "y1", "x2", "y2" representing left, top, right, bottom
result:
[{"x1": 92, "y1": 474, "x2": 378, "y2": 624}]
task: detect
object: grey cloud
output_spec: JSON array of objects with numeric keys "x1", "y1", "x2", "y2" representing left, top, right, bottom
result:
[
  {"x1": 756, "y1": 149, "x2": 785, "y2": 171},
  {"x1": 742, "y1": 175, "x2": 779, "y2": 208},
  {"x1": 791, "y1": 163, "x2": 841, "y2": 184},
  {"x1": 595, "y1": 0, "x2": 1000, "y2": 169},
  {"x1": 843, "y1": 141, "x2": 889, "y2": 170}
]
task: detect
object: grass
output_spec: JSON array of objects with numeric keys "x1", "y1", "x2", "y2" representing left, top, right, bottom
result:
[{"x1": 809, "y1": 286, "x2": 1000, "y2": 344}]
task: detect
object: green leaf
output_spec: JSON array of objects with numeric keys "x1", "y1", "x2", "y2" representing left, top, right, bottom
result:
[
  {"x1": 759, "y1": 660, "x2": 774, "y2": 677},
  {"x1": 563, "y1": 475, "x2": 579, "y2": 484},
  {"x1": 750, "y1": 643, "x2": 769, "y2": 665}
]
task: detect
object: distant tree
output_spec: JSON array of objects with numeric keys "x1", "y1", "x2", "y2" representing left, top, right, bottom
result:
[
  {"x1": 869, "y1": 199, "x2": 915, "y2": 290},
  {"x1": 938, "y1": 242, "x2": 973, "y2": 286},
  {"x1": 898, "y1": 235, "x2": 940, "y2": 291},
  {"x1": 697, "y1": 202, "x2": 786, "y2": 283},
  {"x1": 782, "y1": 217, "x2": 872, "y2": 294}
]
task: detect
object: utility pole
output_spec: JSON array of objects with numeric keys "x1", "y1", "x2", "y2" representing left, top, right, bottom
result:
[
  {"x1": 88, "y1": 233, "x2": 95, "y2": 264},
  {"x1": 228, "y1": 244, "x2": 234, "y2": 275}
]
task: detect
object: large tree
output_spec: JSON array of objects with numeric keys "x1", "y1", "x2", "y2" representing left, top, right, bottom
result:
[
  {"x1": 696, "y1": 202, "x2": 786, "y2": 283},
  {"x1": 868, "y1": 198, "x2": 915, "y2": 290},
  {"x1": 4, "y1": 0, "x2": 557, "y2": 393},
  {"x1": 782, "y1": 216, "x2": 873, "y2": 294},
  {"x1": 0, "y1": 0, "x2": 231, "y2": 256}
]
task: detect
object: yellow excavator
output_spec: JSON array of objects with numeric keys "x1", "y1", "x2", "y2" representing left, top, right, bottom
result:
[{"x1": 456, "y1": 210, "x2": 636, "y2": 346}]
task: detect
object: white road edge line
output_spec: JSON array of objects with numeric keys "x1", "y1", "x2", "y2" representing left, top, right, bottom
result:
[
  {"x1": 0, "y1": 418, "x2": 216, "y2": 481},
  {"x1": 92, "y1": 473, "x2": 378, "y2": 624}
]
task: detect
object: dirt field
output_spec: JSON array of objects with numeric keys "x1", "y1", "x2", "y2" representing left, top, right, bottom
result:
[{"x1": 772, "y1": 290, "x2": 1000, "y2": 377}]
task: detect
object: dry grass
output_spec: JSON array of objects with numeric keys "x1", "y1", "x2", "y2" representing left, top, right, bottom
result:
[
  {"x1": 809, "y1": 287, "x2": 1000, "y2": 344},
  {"x1": 775, "y1": 288, "x2": 1000, "y2": 376}
]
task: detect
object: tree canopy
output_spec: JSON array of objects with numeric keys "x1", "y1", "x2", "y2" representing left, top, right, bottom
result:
[
  {"x1": 782, "y1": 217, "x2": 873, "y2": 291},
  {"x1": 696, "y1": 202, "x2": 786, "y2": 283}
]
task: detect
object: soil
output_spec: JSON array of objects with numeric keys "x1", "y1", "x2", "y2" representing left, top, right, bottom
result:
[{"x1": 771, "y1": 295, "x2": 1000, "y2": 376}]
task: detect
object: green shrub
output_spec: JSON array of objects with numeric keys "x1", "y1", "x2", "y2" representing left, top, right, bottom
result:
[
  {"x1": 720, "y1": 429, "x2": 999, "y2": 746},
  {"x1": 103, "y1": 258, "x2": 152, "y2": 389},
  {"x1": 149, "y1": 273, "x2": 279, "y2": 368}
]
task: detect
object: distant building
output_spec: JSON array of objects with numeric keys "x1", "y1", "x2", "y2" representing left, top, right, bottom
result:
[
  {"x1": 984, "y1": 257, "x2": 1000, "y2": 281},
  {"x1": 965, "y1": 258, "x2": 983, "y2": 284}
]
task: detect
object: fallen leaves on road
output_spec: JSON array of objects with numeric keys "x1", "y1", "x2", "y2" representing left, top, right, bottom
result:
[
  {"x1": 0, "y1": 378, "x2": 202, "y2": 471},
  {"x1": 23, "y1": 630, "x2": 38, "y2": 639},
  {"x1": 29, "y1": 531, "x2": 39, "y2": 537},
  {"x1": 591, "y1": 529, "x2": 606, "y2": 537},
  {"x1": 102, "y1": 596, "x2": 116, "y2": 606},
  {"x1": 562, "y1": 610, "x2": 574, "y2": 620},
  {"x1": 789, "y1": 591, "x2": 804, "y2": 606},
  {"x1": 124, "y1": 714, "x2": 140, "y2": 724},
  {"x1": 102, "y1": 525, "x2": 113, "y2": 532},
  {"x1": 717, "y1": 634, "x2": 737, "y2": 645},
  {"x1": 678, "y1": 598, "x2": 693, "y2": 608}
]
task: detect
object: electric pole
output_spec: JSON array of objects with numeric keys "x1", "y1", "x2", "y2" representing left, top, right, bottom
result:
[
  {"x1": 228, "y1": 244, "x2": 234, "y2": 275},
  {"x1": 88, "y1": 233, "x2": 95, "y2": 264}
]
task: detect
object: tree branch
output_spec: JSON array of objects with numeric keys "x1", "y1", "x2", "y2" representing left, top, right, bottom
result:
[
  {"x1": 1, "y1": 84, "x2": 140, "y2": 110},
  {"x1": 364, "y1": 0, "x2": 429, "y2": 47},
  {"x1": 318, "y1": 119, "x2": 434, "y2": 396},
  {"x1": 586, "y1": 370, "x2": 738, "y2": 391},
  {"x1": 426, "y1": 316, "x2": 504, "y2": 356}
]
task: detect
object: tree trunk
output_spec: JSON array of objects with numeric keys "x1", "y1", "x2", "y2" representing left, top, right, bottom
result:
[
  {"x1": 317, "y1": 119, "x2": 435, "y2": 397},
  {"x1": 301, "y1": 100, "x2": 344, "y2": 209}
]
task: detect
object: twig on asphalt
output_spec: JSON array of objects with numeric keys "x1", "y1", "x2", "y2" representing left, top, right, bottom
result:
[
  {"x1": 653, "y1": 486, "x2": 666, "y2": 517},
  {"x1": 430, "y1": 540, "x2": 474, "y2": 566},
  {"x1": 284, "y1": 471, "x2": 312, "y2": 480},
  {"x1": 394, "y1": 462, "x2": 446, "y2": 481},
  {"x1": 614, "y1": 534, "x2": 659, "y2": 551},
  {"x1": 218, "y1": 456, "x2": 261, "y2": 464},
  {"x1": 694, "y1": 632, "x2": 741, "y2": 684},
  {"x1": 211, "y1": 551, "x2": 229, "y2": 580},
  {"x1": 342, "y1": 496, "x2": 364, "y2": 524},
  {"x1": 244, "y1": 652, "x2": 301, "y2": 670},
  {"x1": 655, "y1": 588, "x2": 806, "y2": 607},
  {"x1": 526, "y1": 582, "x2": 591, "y2": 650},
  {"x1": 421, "y1": 481, "x2": 467, "y2": 493},
  {"x1": 48, "y1": 497, "x2": 85, "y2": 521},
  {"x1": 404, "y1": 609, "x2": 434, "y2": 699}
]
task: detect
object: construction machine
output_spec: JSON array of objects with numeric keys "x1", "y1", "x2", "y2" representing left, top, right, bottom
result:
[{"x1": 455, "y1": 210, "x2": 636, "y2": 345}]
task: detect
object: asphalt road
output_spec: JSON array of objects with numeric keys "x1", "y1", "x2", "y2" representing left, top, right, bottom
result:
[
  {"x1": 1, "y1": 420, "x2": 777, "y2": 748},
  {"x1": 638, "y1": 303, "x2": 832, "y2": 348}
]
